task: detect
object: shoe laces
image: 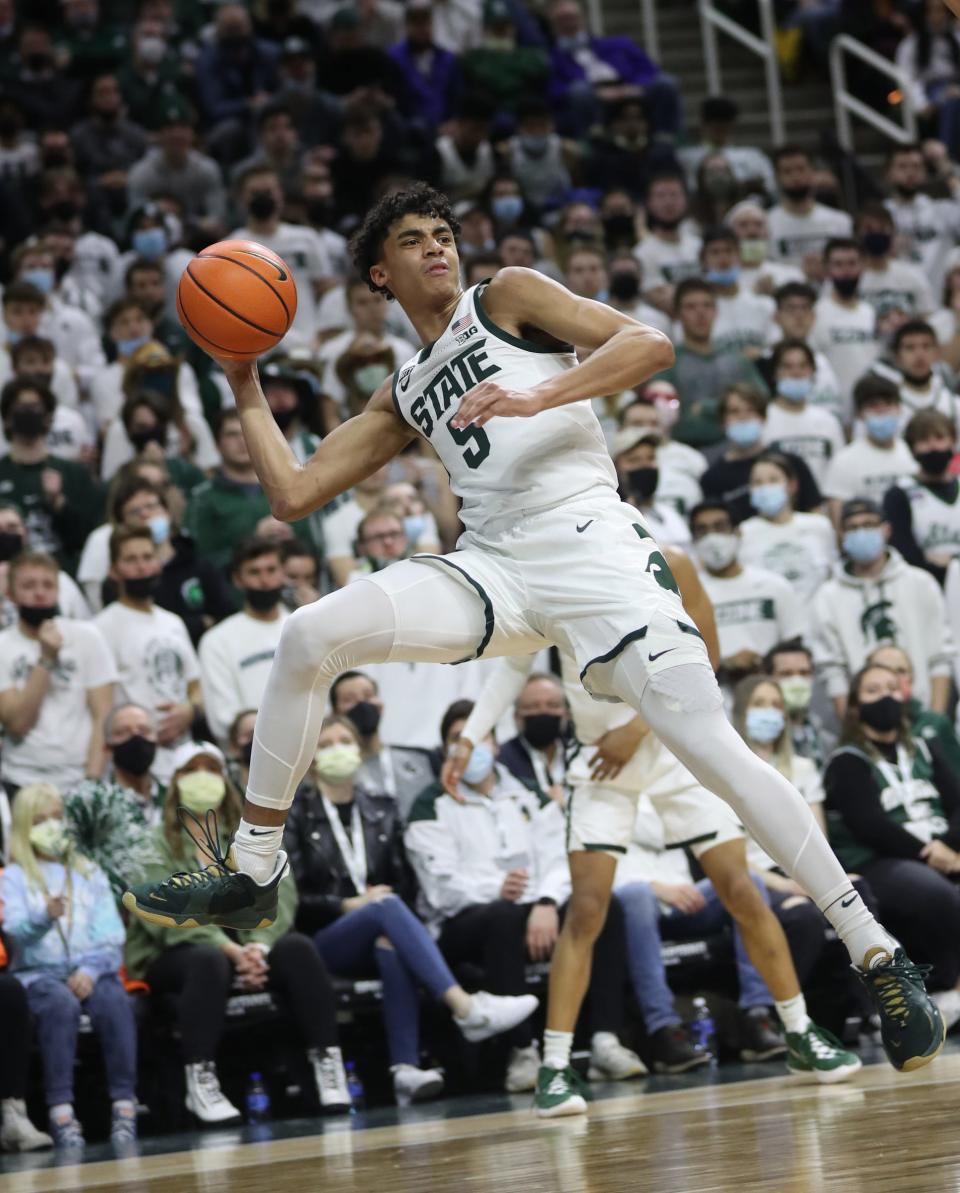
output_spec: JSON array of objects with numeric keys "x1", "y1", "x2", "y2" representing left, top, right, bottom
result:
[
  {"x1": 862, "y1": 955, "x2": 932, "y2": 1028},
  {"x1": 196, "y1": 1061, "x2": 224, "y2": 1099},
  {"x1": 803, "y1": 1026, "x2": 846, "y2": 1060},
  {"x1": 162, "y1": 809, "x2": 236, "y2": 892},
  {"x1": 544, "y1": 1066, "x2": 591, "y2": 1100},
  {"x1": 316, "y1": 1053, "x2": 344, "y2": 1093}
]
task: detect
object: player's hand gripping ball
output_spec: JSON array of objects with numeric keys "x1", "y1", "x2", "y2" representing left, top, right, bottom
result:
[{"x1": 176, "y1": 239, "x2": 298, "y2": 362}]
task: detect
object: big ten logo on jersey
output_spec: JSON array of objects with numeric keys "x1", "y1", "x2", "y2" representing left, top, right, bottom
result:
[{"x1": 408, "y1": 338, "x2": 501, "y2": 468}]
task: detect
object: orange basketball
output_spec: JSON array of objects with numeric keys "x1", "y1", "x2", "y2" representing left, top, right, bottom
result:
[{"x1": 176, "y1": 239, "x2": 298, "y2": 362}]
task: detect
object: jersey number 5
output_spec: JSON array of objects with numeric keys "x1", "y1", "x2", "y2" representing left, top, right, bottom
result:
[{"x1": 447, "y1": 420, "x2": 490, "y2": 470}]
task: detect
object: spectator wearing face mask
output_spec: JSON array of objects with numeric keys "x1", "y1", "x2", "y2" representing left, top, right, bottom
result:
[
  {"x1": 198, "y1": 539, "x2": 289, "y2": 748},
  {"x1": 700, "y1": 385, "x2": 822, "y2": 524},
  {"x1": 0, "y1": 502, "x2": 89, "y2": 628},
  {"x1": 811, "y1": 498, "x2": 953, "y2": 720},
  {"x1": 70, "y1": 72, "x2": 147, "y2": 197},
  {"x1": 117, "y1": 16, "x2": 192, "y2": 133},
  {"x1": 0, "y1": 551, "x2": 114, "y2": 793},
  {"x1": 767, "y1": 147, "x2": 853, "y2": 277},
  {"x1": 0, "y1": 338, "x2": 89, "y2": 462},
  {"x1": 505, "y1": 97, "x2": 574, "y2": 213},
  {"x1": 856, "y1": 203, "x2": 934, "y2": 319},
  {"x1": 633, "y1": 172, "x2": 701, "y2": 311},
  {"x1": 726, "y1": 201, "x2": 804, "y2": 299},
  {"x1": 739, "y1": 452, "x2": 838, "y2": 602},
  {"x1": 764, "y1": 639, "x2": 835, "y2": 768},
  {"x1": 822, "y1": 376, "x2": 914, "y2": 521},
  {"x1": 883, "y1": 409, "x2": 960, "y2": 583},
  {"x1": 604, "y1": 253, "x2": 671, "y2": 334},
  {"x1": 764, "y1": 340, "x2": 845, "y2": 488},
  {"x1": 126, "y1": 104, "x2": 227, "y2": 225},
  {"x1": 698, "y1": 226, "x2": 774, "y2": 358},
  {"x1": 329, "y1": 670, "x2": 435, "y2": 820},
  {"x1": 616, "y1": 390, "x2": 704, "y2": 514},
  {"x1": 109, "y1": 203, "x2": 193, "y2": 316},
  {"x1": 867, "y1": 644, "x2": 960, "y2": 779},
  {"x1": 871, "y1": 320, "x2": 960, "y2": 429},
  {"x1": 689, "y1": 501, "x2": 807, "y2": 685},
  {"x1": 823, "y1": 663, "x2": 960, "y2": 1032},
  {"x1": 495, "y1": 672, "x2": 571, "y2": 803},
  {"x1": 0, "y1": 285, "x2": 80, "y2": 417},
  {"x1": 762, "y1": 282, "x2": 844, "y2": 426},
  {"x1": 612, "y1": 427, "x2": 691, "y2": 547},
  {"x1": 885, "y1": 144, "x2": 960, "y2": 302},
  {"x1": 811, "y1": 239, "x2": 879, "y2": 419},
  {"x1": 434, "y1": 101, "x2": 497, "y2": 204},
  {"x1": 678, "y1": 96, "x2": 777, "y2": 197}
]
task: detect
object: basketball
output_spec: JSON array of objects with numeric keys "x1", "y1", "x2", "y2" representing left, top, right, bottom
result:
[{"x1": 176, "y1": 239, "x2": 298, "y2": 362}]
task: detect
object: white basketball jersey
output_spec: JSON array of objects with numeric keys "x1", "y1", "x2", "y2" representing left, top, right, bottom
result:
[{"x1": 390, "y1": 283, "x2": 618, "y2": 535}]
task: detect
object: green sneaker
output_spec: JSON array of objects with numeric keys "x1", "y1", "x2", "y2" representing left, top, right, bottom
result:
[
  {"x1": 121, "y1": 810, "x2": 288, "y2": 931},
  {"x1": 533, "y1": 1065, "x2": 590, "y2": 1119},
  {"x1": 785, "y1": 1024, "x2": 862, "y2": 1084},
  {"x1": 858, "y1": 947, "x2": 945, "y2": 1073}
]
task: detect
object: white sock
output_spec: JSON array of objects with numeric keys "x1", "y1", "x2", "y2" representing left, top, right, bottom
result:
[
  {"x1": 815, "y1": 882, "x2": 898, "y2": 969},
  {"x1": 112, "y1": 1099, "x2": 135, "y2": 1115},
  {"x1": 50, "y1": 1103, "x2": 73, "y2": 1122},
  {"x1": 543, "y1": 1029, "x2": 573, "y2": 1070},
  {"x1": 774, "y1": 993, "x2": 811, "y2": 1035},
  {"x1": 232, "y1": 819, "x2": 284, "y2": 883}
]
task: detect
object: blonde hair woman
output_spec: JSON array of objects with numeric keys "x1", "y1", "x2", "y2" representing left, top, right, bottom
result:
[{"x1": 0, "y1": 783, "x2": 137, "y2": 1149}]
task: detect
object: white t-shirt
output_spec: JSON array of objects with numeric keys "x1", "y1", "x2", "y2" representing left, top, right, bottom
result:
[
  {"x1": 763, "y1": 401, "x2": 846, "y2": 486},
  {"x1": 89, "y1": 359, "x2": 204, "y2": 430},
  {"x1": 930, "y1": 307, "x2": 959, "y2": 347},
  {"x1": 198, "y1": 609, "x2": 288, "y2": 745},
  {"x1": 810, "y1": 296, "x2": 879, "y2": 414},
  {"x1": 886, "y1": 194, "x2": 960, "y2": 299},
  {"x1": 634, "y1": 229, "x2": 703, "y2": 290},
  {"x1": 699, "y1": 564, "x2": 808, "y2": 662},
  {"x1": 0, "y1": 618, "x2": 116, "y2": 788},
  {"x1": 860, "y1": 259, "x2": 935, "y2": 317},
  {"x1": 738, "y1": 511, "x2": 839, "y2": 600},
  {"x1": 230, "y1": 222, "x2": 333, "y2": 349},
  {"x1": 0, "y1": 351, "x2": 80, "y2": 412},
  {"x1": 767, "y1": 203, "x2": 853, "y2": 266},
  {"x1": 94, "y1": 601, "x2": 200, "y2": 780},
  {"x1": 746, "y1": 754, "x2": 824, "y2": 873},
  {"x1": 740, "y1": 260, "x2": 804, "y2": 295},
  {"x1": 76, "y1": 522, "x2": 112, "y2": 611},
  {"x1": 634, "y1": 501, "x2": 691, "y2": 547},
  {"x1": 655, "y1": 439, "x2": 706, "y2": 517},
  {"x1": 712, "y1": 289, "x2": 776, "y2": 355},
  {"x1": 821, "y1": 436, "x2": 917, "y2": 504},
  {"x1": 0, "y1": 402, "x2": 92, "y2": 464}
]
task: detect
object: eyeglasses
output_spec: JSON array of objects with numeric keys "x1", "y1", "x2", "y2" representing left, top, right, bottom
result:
[{"x1": 362, "y1": 530, "x2": 404, "y2": 545}]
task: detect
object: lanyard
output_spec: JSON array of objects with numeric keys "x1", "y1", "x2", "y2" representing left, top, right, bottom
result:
[
  {"x1": 377, "y1": 747, "x2": 397, "y2": 799},
  {"x1": 321, "y1": 794, "x2": 368, "y2": 894}
]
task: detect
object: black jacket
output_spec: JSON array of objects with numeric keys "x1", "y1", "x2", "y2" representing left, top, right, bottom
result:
[{"x1": 284, "y1": 783, "x2": 416, "y2": 935}]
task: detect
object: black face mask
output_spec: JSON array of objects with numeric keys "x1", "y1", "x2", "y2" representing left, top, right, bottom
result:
[
  {"x1": 10, "y1": 407, "x2": 47, "y2": 440},
  {"x1": 128, "y1": 426, "x2": 166, "y2": 452},
  {"x1": 306, "y1": 197, "x2": 334, "y2": 226},
  {"x1": 861, "y1": 232, "x2": 892, "y2": 257},
  {"x1": 894, "y1": 182, "x2": 920, "y2": 199},
  {"x1": 248, "y1": 191, "x2": 278, "y2": 221},
  {"x1": 859, "y1": 695, "x2": 903, "y2": 732},
  {"x1": 832, "y1": 276, "x2": 860, "y2": 299},
  {"x1": 627, "y1": 467, "x2": 659, "y2": 500},
  {"x1": 346, "y1": 699, "x2": 381, "y2": 737},
  {"x1": 603, "y1": 213, "x2": 637, "y2": 248},
  {"x1": 112, "y1": 733, "x2": 157, "y2": 776},
  {"x1": 914, "y1": 448, "x2": 953, "y2": 476},
  {"x1": 245, "y1": 585, "x2": 284, "y2": 612},
  {"x1": 48, "y1": 198, "x2": 78, "y2": 222},
  {"x1": 240, "y1": 741, "x2": 253, "y2": 766},
  {"x1": 781, "y1": 184, "x2": 812, "y2": 203},
  {"x1": 523, "y1": 713, "x2": 564, "y2": 749},
  {"x1": 271, "y1": 406, "x2": 297, "y2": 432},
  {"x1": 124, "y1": 574, "x2": 158, "y2": 600},
  {"x1": 646, "y1": 213, "x2": 684, "y2": 232},
  {"x1": 0, "y1": 531, "x2": 23, "y2": 562},
  {"x1": 609, "y1": 271, "x2": 640, "y2": 302},
  {"x1": 18, "y1": 603, "x2": 58, "y2": 627}
]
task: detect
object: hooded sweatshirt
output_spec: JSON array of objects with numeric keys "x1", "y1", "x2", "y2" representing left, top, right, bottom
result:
[{"x1": 811, "y1": 547, "x2": 953, "y2": 704}]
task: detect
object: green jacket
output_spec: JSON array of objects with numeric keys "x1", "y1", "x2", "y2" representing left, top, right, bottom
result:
[
  {"x1": 908, "y1": 697, "x2": 960, "y2": 778},
  {"x1": 124, "y1": 822, "x2": 298, "y2": 981},
  {"x1": 0, "y1": 456, "x2": 105, "y2": 576}
]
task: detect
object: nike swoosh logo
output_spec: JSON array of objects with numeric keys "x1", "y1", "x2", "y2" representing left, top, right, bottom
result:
[
  {"x1": 841, "y1": 894, "x2": 858, "y2": 908},
  {"x1": 248, "y1": 828, "x2": 276, "y2": 836},
  {"x1": 576, "y1": 520, "x2": 594, "y2": 533},
  {"x1": 648, "y1": 648, "x2": 676, "y2": 662}
]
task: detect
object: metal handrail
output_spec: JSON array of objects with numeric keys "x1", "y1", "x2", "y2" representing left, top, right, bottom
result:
[
  {"x1": 829, "y1": 34, "x2": 917, "y2": 150},
  {"x1": 584, "y1": 0, "x2": 659, "y2": 59},
  {"x1": 699, "y1": 0, "x2": 785, "y2": 145}
]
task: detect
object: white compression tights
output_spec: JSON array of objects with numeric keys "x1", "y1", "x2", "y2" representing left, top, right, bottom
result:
[
  {"x1": 610, "y1": 652, "x2": 896, "y2": 967},
  {"x1": 246, "y1": 562, "x2": 486, "y2": 812}
]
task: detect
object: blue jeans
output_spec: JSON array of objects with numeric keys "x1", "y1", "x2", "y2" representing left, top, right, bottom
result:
[
  {"x1": 314, "y1": 895, "x2": 456, "y2": 1067},
  {"x1": 26, "y1": 973, "x2": 137, "y2": 1106},
  {"x1": 617, "y1": 877, "x2": 772, "y2": 1035}
]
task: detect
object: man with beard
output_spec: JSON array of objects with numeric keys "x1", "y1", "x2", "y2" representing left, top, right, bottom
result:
[
  {"x1": 633, "y1": 171, "x2": 701, "y2": 310},
  {"x1": 767, "y1": 147, "x2": 852, "y2": 279},
  {"x1": 872, "y1": 321, "x2": 960, "y2": 427},
  {"x1": 885, "y1": 144, "x2": 960, "y2": 301},
  {"x1": 810, "y1": 238, "x2": 878, "y2": 414}
]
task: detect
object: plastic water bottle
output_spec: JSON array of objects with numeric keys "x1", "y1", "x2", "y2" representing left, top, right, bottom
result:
[
  {"x1": 245, "y1": 1072, "x2": 270, "y2": 1123},
  {"x1": 690, "y1": 997, "x2": 717, "y2": 1061},
  {"x1": 345, "y1": 1061, "x2": 365, "y2": 1114}
]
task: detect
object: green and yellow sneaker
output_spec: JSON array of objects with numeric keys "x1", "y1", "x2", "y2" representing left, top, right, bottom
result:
[
  {"x1": 533, "y1": 1065, "x2": 590, "y2": 1119},
  {"x1": 121, "y1": 810, "x2": 288, "y2": 931},
  {"x1": 785, "y1": 1024, "x2": 862, "y2": 1084},
  {"x1": 858, "y1": 947, "x2": 945, "y2": 1073}
]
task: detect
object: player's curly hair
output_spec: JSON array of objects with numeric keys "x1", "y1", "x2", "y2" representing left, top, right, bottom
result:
[{"x1": 349, "y1": 183, "x2": 461, "y2": 300}]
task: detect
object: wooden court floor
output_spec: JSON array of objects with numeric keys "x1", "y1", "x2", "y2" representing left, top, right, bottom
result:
[{"x1": 2, "y1": 1049, "x2": 959, "y2": 1193}]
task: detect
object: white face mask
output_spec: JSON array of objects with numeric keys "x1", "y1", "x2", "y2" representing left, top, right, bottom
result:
[
  {"x1": 778, "y1": 674, "x2": 812, "y2": 712},
  {"x1": 695, "y1": 532, "x2": 739, "y2": 572},
  {"x1": 315, "y1": 741, "x2": 362, "y2": 783},
  {"x1": 178, "y1": 771, "x2": 226, "y2": 814},
  {"x1": 29, "y1": 817, "x2": 69, "y2": 858}
]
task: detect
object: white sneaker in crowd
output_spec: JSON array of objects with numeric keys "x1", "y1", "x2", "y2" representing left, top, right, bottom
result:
[
  {"x1": 309, "y1": 1046, "x2": 352, "y2": 1113},
  {"x1": 0, "y1": 1099, "x2": 52, "y2": 1152},
  {"x1": 505, "y1": 1043, "x2": 541, "y2": 1093},
  {"x1": 587, "y1": 1032, "x2": 648, "y2": 1081},
  {"x1": 392, "y1": 1064, "x2": 445, "y2": 1107},
  {"x1": 457, "y1": 991, "x2": 539, "y2": 1043},
  {"x1": 184, "y1": 1061, "x2": 243, "y2": 1124}
]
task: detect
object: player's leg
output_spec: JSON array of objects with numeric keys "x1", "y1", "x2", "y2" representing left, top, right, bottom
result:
[
  {"x1": 607, "y1": 651, "x2": 944, "y2": 1071},
  {"x1": 123, "y1": 563, "x2": 487, "y2": 928},
  {"x1": 697, "y1": 838, "x2": 861, "y2": 1082}
]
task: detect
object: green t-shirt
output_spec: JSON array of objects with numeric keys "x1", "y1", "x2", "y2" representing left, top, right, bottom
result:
[{"x1": 0, "y1": 455, "x2": 105, "y2": 576}]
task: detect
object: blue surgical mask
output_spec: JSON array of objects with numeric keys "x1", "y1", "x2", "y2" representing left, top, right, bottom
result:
[
  {"x1": 727, "y1": 419, "x2": 762, "y2": 449},
  {"x1": 21, "y1": 268, "x2": 54, "y2": 295},
  {"x1": 705, "y1": 267, "x2": 740, "y2": 287},
  {"x1": 132, "y1": 227, "x2": 168, "y2": 259},
  {"x1": 776, "y1": 376, "x2": 813, "y2": 403},
  {"x1": 148, "y1": 514, "x2": 170, "y2": 545},
  {"x1": 461, "y1": 741, "x2": 495, "y2": 785},
  {"x1": 750, "y1": 482, "x2": 789, "y2": 517},
  {"x1": 745, "y1": 706, "x2": 785, "y2": 744},
  {"x1": 865, "y1": 413, "x2": 899, "y2": 443},
  {"x1": 492, "y1": 194, "x2": 523, "y2": 223},
  {"x1": 403, "y1": 513, "x2": 427, "y2": 544},
  {"x1": 843, "y1": 526, "x2": 885, "y2": 564},
  {"x1": 115, "y1": 334, "x2": 150, "y2": 358}
]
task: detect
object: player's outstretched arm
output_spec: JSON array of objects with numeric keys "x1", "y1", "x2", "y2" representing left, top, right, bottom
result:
[
  {"x1": 451, "y1": 266, "x2": 674, "y2": 430},
  {"x1": 217, "y1": 360, "x2": 416, "y2": 521}
]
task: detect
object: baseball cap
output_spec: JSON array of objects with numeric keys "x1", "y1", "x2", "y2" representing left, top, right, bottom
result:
[
  {"x1": 840, "y1": 498, "x2": 883, "y2": 523},
  {"x1": 612, "y1": 426, "x2": 661, "y2": 457},
  {"x1": 169, "y1": 740, "x2": 226, "y2": 773}
]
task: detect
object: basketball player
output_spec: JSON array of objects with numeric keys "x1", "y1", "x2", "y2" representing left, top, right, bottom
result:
[
  {"x1": 448, "y1": 547, "x2": 862, "y2": 1116},
  {"x1": 124, "y1": 185, "x2": 943, "y2": 1076}
]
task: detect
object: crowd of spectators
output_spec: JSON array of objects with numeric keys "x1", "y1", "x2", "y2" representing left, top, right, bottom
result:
[{"x1": 2, "y1": 0, "x2": 960, "y2": 1158}]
